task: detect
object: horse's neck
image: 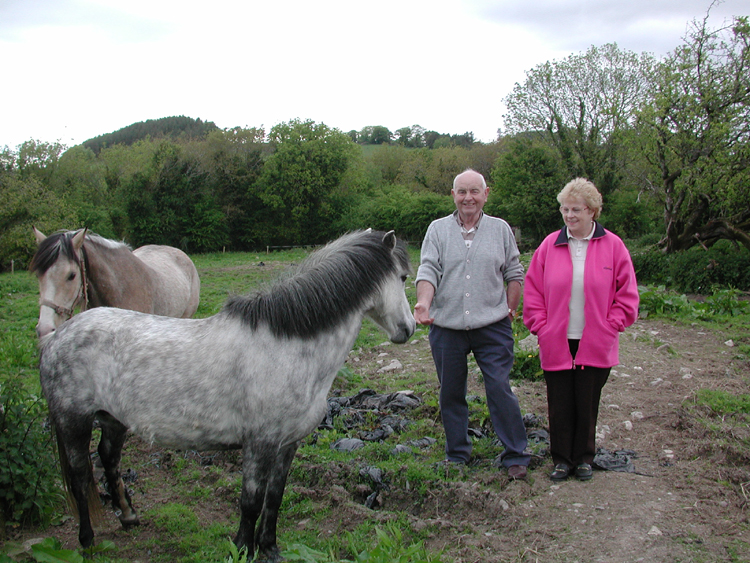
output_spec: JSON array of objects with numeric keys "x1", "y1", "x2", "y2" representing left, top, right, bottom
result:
[{"x1": 85, "y1": 243, "x2": 152, "y2": 308}]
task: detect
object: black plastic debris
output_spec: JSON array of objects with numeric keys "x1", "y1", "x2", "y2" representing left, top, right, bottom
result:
[
  {"x1": 390, "y1": 444, "x2": 413, "y2": 456},
  {"x1": 593, "y1": 447, "x2": 637, "y2": 473},
  {"x1": 331, "y1": 437, "x2": 365, "y2": 452},
  {"x1": 408, "y1": 436, "x2": 437, "y2": 449},
  {"x1": 320, "y1": 389, "x2": 421, "y2": 440},
  {"x1": 359, "y1": 427, "x2": 393, "y2": 442},
  {"x1": 527, "y1": 428, "x2": 550, "y2": 444},
  {"x1": 359, "y1": 466, "x2": 389, "y2": 509},
  {"x1": 379, "y1": 415, "x2": 409, "y2": 433},
  {"x1": 523, "y1": 413, "x2": 545, "y2": 427}
]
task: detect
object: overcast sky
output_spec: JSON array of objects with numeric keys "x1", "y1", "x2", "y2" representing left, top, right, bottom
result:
[{"x1": 0, "y1": 0, "x2": 745, "y2": 149}]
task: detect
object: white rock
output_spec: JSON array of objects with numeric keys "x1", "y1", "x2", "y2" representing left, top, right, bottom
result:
[
  {"x1": 648, "y1": 526, "x2": 663, "y2": 536},
  {"x1": 651, "y1": 378, "x2": 663, "y2": 386},
  {"x1": 623, "y1": 420, "x2": 633, "y2": 430},
  {"x1": 724, "y1": 340, "x2": 734, "y2": 347},
  {"x1": 631, "y1": 411, "x2": 644, "y2": 420},
  {"x1": 377, "y1": 360, "x2": 403, "y2": 373}
]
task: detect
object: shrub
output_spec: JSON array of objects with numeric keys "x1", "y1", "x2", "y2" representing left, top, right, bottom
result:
[
  {"x1": 631, "y1": 245, "x2": 750, "y2": 292},
  {"x1": 0, "y1": 376, "x2": 62, "y2": 529}
]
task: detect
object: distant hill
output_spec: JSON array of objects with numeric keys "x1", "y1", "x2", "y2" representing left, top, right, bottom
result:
[{"x1": 82, "y1": 116, "x2": 219, "y2": 153}]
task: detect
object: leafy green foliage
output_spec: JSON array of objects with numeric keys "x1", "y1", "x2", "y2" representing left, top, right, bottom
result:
[
  {"x1": 344, "y1": 185, "x2": 453, "y2": 242},
  {"x1": 632, "y1": 244, "x2": 750, "y2": 292},
  {"x1": 638, "y1": 285, "x2": 749, "y2": 320},
  {"x1": 503, "y1": 43, "x2": 655, "y2": 195},
  {"x1": 0, "y1": 376, "x2": 62, "y2": 528},
  {"x1": 0, "y1": 174, "x2": 78, "y2": 271},
  {"x1": 489, "y1": 137, "x2": 566, "y2": 247},
  {"x1": 256, "y1": 119, "x2": 359, "y2": 246},
  {"x1": 122, "y1": 142, "x2": 229, "y2": 252},
  {"x1": 344, "y1": 524, "x2": 444, "y2": 562},
  {"x1": 634, "y1": 16, "x2": 750, "y2": 252}
]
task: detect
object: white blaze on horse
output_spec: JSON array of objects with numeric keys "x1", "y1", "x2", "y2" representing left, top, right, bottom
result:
[
  {"x1": 39, "y1": 230, "x2": 416, "y2": 562},
  {"x1": 30, "y1": 228, "x2": 201, "y2": 337}
]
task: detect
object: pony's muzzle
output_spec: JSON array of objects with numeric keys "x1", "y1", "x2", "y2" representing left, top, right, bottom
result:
[{"x1": 391, "y1": 321, "x2": 416, "y2": 344}]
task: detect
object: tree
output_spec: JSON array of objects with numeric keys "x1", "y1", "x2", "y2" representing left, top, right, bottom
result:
[
  {"x1": 184, "y1": 127, "x2": 267, "y2": 250},
  {"x1": 370, "y1": 126, "x2": 393, "y2": 145},
  {"x1": 255, "y1": 119, "x2": 358, "y2": 245},
  {"x1": 122, "y1": 141, "x2": 228, "y2": 252},
  {"x1": 489, "y1": 138, "x2": 567, "y2": 246},
  {"x1": 634, "y1": 13, "x2": 750, "y2": 252},
  {"x1": 395, "y1": 147, "x2": 472, "y2": 194},
  {"x1": 0, "y1": 174, "x2": 77, "y2": 270},
  {"x1": 49, "y1": 146, "x2": 113, "y2": 236},
  {"x1": 503, "y1": 43, "x2": 655, "y2": 194}
]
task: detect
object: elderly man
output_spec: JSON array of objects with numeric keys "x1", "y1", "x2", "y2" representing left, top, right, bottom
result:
[{"x1": 414, "y1": 169, "x2": 530, "y2": 479}]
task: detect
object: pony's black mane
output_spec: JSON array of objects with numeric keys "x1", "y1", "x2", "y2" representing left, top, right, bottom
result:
[
  {"x1": 222, "y1": 231, "x2": 411, "y2": 339},
  {"x1": 30, "y1": 231, "x2": 81, "y2": 275},
  {"x1": 29, "y1": 231, "x2": 128, "y2": 275}
]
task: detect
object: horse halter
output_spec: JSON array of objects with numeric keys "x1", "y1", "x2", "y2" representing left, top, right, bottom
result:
[{"x1": 40, "y1": 248, "x2": 89, "y2": 322}]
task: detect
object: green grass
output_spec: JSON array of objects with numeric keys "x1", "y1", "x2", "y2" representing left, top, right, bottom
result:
[{"x1": 694, "y1": 389, "x2": 750, "y2": 416}]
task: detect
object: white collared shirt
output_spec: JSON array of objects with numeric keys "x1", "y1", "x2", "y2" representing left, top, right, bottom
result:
[
  {"x1": 454, "y1": 211, "x2": 483, "y2": 248},
  {"x1": 567, "y1": 222, "x2": 596, "y2": 339}
]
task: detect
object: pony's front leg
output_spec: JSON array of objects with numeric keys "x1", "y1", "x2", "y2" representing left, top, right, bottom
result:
[
  {"x1": 234, "y1": 441, "x2": 274, "y2": 555},
  {"x1": 255, "y1": 441, "x2": 300, "y2": 562},
  {"x1": 97, "y1": 415, "x2": 139, "y2": 528}
]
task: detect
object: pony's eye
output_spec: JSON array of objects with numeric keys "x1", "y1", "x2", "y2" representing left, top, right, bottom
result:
[
  {"x1": 67, "y1": 272, "x2": 77, "y2": 281},
  {"x1": 401, "y1": 275, "x2": 408, "y2": 283}
]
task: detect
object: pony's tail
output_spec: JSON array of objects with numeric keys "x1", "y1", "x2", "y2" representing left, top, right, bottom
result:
[{"x1": 52, "y1": 421, "x2": 104, "y2": 528}]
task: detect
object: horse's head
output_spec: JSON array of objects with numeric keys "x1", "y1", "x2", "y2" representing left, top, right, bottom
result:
[
  {"x1": 30, "y1": 227, "x2": 87, "y2": 338},
  {"x1": 364, "y1": 231, "x2": 416, "y2": 344}
]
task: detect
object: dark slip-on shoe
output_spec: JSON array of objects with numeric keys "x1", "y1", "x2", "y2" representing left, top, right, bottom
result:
[
  {"x1": 575, "y1": 463, "x2": 594, "y2": 481},
  {"x1": 550, "y1": 463, "x2": 572, "y2": 481}
]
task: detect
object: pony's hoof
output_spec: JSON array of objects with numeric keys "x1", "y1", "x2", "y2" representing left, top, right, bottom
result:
[{"x1": 118, "y1": 513, "x2": 140, "y2": 528}]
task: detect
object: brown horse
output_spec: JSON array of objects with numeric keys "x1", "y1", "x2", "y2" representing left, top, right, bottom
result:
[{"x1": 30, "y1": 228, "x2": 200, "y2": 337}]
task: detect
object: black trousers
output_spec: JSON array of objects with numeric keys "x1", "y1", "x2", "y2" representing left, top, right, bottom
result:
[{"x1": 544, "y1": 340, "x2": 610, "y2": 467}]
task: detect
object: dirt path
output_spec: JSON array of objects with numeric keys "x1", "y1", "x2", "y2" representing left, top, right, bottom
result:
[{"x1": 400, "y1": 318, "x2": 750, "y2": 562}]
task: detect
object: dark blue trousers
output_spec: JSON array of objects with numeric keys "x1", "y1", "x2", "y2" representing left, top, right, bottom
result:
[{"x1": 429, "y1": 319, "x2": 530, "y2": 466}]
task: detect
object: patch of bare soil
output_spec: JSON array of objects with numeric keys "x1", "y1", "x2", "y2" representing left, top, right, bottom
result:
[{"x1": 9, "y1": 319, "x2": 750, "y2": 562}]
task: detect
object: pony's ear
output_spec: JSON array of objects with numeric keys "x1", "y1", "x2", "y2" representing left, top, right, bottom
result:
[
  {"x1": 382, "y1": 230, "x2": 397, "y2": 251},
  {"x1": 72, "y1": 228, "x2": 88, "y2": 253},
  {"x1": 33, "y1": 227, "x2": 47, "y2": 246}
]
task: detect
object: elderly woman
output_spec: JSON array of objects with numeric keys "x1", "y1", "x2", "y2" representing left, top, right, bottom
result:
[{"x1": 523, "y1": 178, "x2": 639, "y2": 481}]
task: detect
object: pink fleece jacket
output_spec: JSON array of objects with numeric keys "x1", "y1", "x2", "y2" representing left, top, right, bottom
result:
[{"x1": 523, "y1": 224, "x2": 639, "y2": 371}]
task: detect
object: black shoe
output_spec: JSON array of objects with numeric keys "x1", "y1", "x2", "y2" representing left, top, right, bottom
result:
[
  {"x1": 575, "y1": 463, "x2": 593, "y2": 481},
  {"x1": 550, "y1": 463, "x2": 571, "y2": 481}
]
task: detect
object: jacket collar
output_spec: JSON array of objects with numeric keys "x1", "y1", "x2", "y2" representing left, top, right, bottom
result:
[{"x1": 554, "y1": 222, "x2": 606, "y2": 246}]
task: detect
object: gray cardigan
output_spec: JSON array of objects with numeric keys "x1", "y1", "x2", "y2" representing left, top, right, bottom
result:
[{"x1": 416, "y1": 212, "x2": 524, "y2": 330}]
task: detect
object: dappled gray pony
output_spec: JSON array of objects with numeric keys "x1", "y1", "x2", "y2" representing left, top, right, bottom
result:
[
  {"x1": 39, "y1": 230, "x2": 416, "y2": 562},
  {"x1": 30, "y1": 228, "x2": 200, "y2": 337}
]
